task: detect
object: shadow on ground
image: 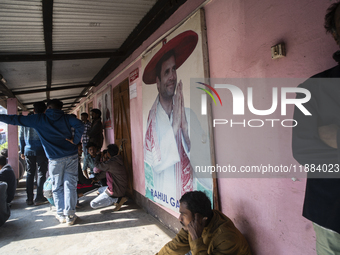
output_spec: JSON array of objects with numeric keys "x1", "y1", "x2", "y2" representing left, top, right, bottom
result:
[{"x1": 0, "y1": 178, "x2": 175, "y2": 255}]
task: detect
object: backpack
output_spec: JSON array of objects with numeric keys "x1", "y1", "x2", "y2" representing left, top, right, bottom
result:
[{"x1": 43, "y1": 177, "x2": 55, "y2": 206}]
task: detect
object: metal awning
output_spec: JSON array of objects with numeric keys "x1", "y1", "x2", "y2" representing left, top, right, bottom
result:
[{"x1": 0, "y1": 0, "x2": 186, "y2": 112}]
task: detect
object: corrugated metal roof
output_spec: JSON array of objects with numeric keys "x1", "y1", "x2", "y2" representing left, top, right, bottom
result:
[
  {"x1": 52, "y1": 58, "x2": 109, "y2": 84},
  {"x1": 0, "y1": 0, "x2": 45, "y2": 52},
  {"x1": 0, "y1": 62, "x2": 46, "y2": 90},
  {"x1": 53, "y1": 0, "x2": 157, "y2": 51},
  {"x1": 0, "y1": 0, "x2": 185, "y2": 112}
]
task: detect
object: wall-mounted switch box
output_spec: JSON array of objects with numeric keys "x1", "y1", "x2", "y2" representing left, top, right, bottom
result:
[{"x1": 271, "y1": 43, "x2": 286, "y2": 59}]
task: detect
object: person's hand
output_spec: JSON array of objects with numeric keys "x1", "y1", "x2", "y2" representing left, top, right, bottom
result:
[
  {"x1": 82, "y1": 170, "x2": 89, "y2": 179},
  {"x1": 65, "y1": 137, "x2": 75, "y2": 144},
  {"x1": 187, "y1": 213, "x2": 208, "y2": 241},
  {"x1": 318, "y1": 124, "x2": 338, "y2": 148},
  {"x1": 21, "y1": 154, "x2": 25, "y2": 160},
  {"x1": 91, "y1": 178, "x2": 100, "y2": 184}
]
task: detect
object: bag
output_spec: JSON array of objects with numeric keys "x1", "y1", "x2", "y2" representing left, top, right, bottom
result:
[{"x1": 43, "y1": 177, "x2": 55, "y2": 206}]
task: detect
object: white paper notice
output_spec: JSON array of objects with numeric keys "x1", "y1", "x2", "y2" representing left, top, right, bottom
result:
[{"x1": 129, "y1": 83, "x2": 137, "y2": 99}]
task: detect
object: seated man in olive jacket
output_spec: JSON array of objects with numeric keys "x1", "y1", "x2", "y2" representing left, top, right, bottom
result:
[{"x1": 156, "y1": 191, "x2": 251, "y2": 255}]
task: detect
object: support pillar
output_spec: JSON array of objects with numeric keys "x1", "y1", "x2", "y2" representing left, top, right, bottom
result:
[{"x1": 7, "y1": 98, "x2": 19, "y2": 179}]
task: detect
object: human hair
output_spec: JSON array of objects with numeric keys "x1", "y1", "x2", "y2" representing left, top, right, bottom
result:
[
  {"x1": 180, "y1": 191, "x2": 213, "y2": 218},
  {"x1": 102, "y1": 149, "x2": 108, "y2": 155},
  {"x1": 47, "y1": 99, "x2": 63, "y2": 110},
  {"x1": 325, "y1": 1, "x2": 340, "y2": 34},
  {"x1": 86, "y1": 142, "x2": 97, "y2": 149},
  {"x1": 28, "y1": 111, "x2": 34, "y2": 116},
  {"x1": 155, "y1": 49, "x2": 175, "y2": 82},
  {"x1": 0, "y1": 156, "x2": 7, "y2": 167},
  {"x1": 0, "y1": 149, "x2": 8, "y2": 158},
  {"x1": 81, "y1": 112, "x2": 88, "y2": 118},
  {"x1": 91, "y1": 108, "x2": 101, "y2": 118},
  {"x1": 107, "y1": 144, "x2": 119, "y2": 157},
  {"x1": 33, "y1": 101, "x2": 47, "y2": 114}
]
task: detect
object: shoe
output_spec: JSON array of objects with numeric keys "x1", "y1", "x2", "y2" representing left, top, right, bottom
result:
[
  {"x1": 113, "y1": 197, "x2": 128, "y2": 211},
  {"x1": 56, "y1": 214, "x2": 66, "y2": 224},
  {"x1": 66, "y1": 215, "x2": 78, "y2": 225},
  {"x1": 26, "y1": 199, "x2": 34, "y2": 206},
  {"x1": 34, "y1": 197, "x2": 48, "y2": 206}
]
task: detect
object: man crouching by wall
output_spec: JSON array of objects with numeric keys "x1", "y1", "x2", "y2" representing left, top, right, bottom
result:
[
  {"x1": 90, "y1": 144, "x2": 128, "y2": 210},
  {"x1": 156, "y1": 191, "x2": 251, "y2": 255}
]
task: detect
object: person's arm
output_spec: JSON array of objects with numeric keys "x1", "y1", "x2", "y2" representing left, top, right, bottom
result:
[
  {"x1": 188, "y1": 214, "x2": 252, "y2": 255},
  {"x1": 93, "y1": 154, "x2": 111, "y2": 172},
  {"x1": 68, "y1": 116, "x2": 84, "y2": 145},
  {"x1": 0, "y1": 114, "x2": 38, "y2": 128},
  {"x1": 156, "y1": 228, "x2": 190, "y2": 255},
  {"x1": 318, "y1": 124, "x2": 338, "y2": 148},
  {"x1": 93, "y1": 167, "x2": 106, "y2": 180},
  {"x1": 292, "y1": 84, "x2": 340, "y2": 165}
]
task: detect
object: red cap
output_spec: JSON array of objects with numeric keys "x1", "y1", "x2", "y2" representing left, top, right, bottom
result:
[{"x1": 142, "y1": 30, "x2": 198, "y2": 84}]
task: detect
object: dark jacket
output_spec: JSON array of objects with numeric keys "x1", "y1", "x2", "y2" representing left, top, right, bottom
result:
[
  {"x1": 94, "y1": 154, "x2": 127, "y2": 197},
  {"x1": 292, "y1": 64, "x2": 340, "y2": 233},
  {"x1": 0, "y1": 182, "x2": 10, "y2": 227},
  {"x1": 0, "y1": 109, "x2": 84, "y2": 159},
  {"x1": 0, "y1": 164, "x2": 17, "y2": 203},
  {"x1": 87, "y1": 118, "x2": 103, "y2": 150}
]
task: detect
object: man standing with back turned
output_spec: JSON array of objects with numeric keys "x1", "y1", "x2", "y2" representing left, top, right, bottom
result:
[
  {"x1": 0, "y1": 99, "x2": 84, "y2": 225},
  {"x1": 19, "y1": 101, "x2": 48, "y2": 206},
  {"x1": 292, "y1": 2, "x2": 340, "y2": 254}
]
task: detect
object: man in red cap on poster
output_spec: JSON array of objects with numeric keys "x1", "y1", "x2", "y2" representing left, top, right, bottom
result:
[{"x1": 143, "y1": 30, "x2": 198, "y2": 209}]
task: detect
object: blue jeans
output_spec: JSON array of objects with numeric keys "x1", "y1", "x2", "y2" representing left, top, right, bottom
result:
[
  {"x1": 90, "y1": 186, "x2": 118, "y2": 209},
  {"x1": 49, "y1": 154, "x2": 78, "y2": 216}
]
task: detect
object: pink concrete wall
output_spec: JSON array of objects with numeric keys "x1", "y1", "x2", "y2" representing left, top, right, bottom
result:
[
  {"x1": 204, "y1": 0, "x2": 338, "y2": 254},
  {"x1": 93, "y1": 62, "x2": 145, "y2": 193},
  {"x1": 7, "y1": 98, "x2": 19, "y2": 179},
  {"x1": 93, "y1": 0, "x2": 208, "y2": 197},
  {"x1": 73, "y1": 0, "x2": 339, "y2": 254}
]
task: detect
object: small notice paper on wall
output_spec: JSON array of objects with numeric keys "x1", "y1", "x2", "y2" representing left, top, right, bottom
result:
[{"x1": 129, "y1": 83, "x2": 137, "y2": 99}]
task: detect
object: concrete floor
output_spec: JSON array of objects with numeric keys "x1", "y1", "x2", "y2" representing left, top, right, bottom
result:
[{"x1": 0, "y1": 179, "x2": 175, "y2": 255}]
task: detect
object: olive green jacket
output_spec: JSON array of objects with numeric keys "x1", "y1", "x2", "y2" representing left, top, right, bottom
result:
[{"x1": 156, "y1": 210, "x2": 251, "y2": 255}]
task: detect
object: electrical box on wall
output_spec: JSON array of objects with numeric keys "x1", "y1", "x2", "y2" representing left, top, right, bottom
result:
[{"x1": 271, "y1": 43, "x2": 286, "y2": 59}]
